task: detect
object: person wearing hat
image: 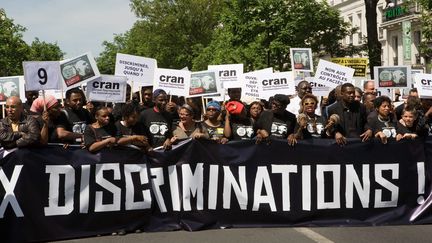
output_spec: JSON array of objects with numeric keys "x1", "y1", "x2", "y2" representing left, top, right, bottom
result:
[
  {"x1": 30, "y1": 95, "x2": 62, "y2": 145},
  {"x1": 225, "y1": 101, "x2": 255, "y2": 141},
  {"x1": 202, "y1": 101, "x2": 229, "y2": 144},
  {"x1": 139, "y1": 89, "x2": 174, "y2": 150},
  {"x1": 254, "y1": 94, "x2": 297, "y2": 144}
]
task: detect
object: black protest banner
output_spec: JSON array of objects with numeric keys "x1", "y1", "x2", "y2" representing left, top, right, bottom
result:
[{"x1": 0, "y1": 139, "x2": 431, "y2": 242}]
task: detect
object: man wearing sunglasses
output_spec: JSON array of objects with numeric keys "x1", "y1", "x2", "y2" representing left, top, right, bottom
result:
[{"x1": 0, "y1": 96, "x2": 40, "y2": 149}]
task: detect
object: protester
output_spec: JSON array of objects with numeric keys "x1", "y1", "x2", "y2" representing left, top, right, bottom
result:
[
  {"x1": 248, "y1": 101, "x2": 264, "y2": 122},
  {"x1": 395, "y1": 88, "x2": 419, "y2": 120},
  {"x1": 327, "y1": 83, "x2": 372, "y2": 145},
  {"x1": 363, "y1": 80, "x2": 376, "y2": 94},
  {"x1": 367, "y1": 96, "x2": 396, "y2": 144},
  {"x1": 0, "y1": 96, "x2": 40, "y2": 149},
  {"x1": 225, "y1": 101, "x2": 255, "y2": 141},
  {"x1": 172, "y1": 104, "x2": 208, "y2": 141},
  {"x1": 255, "y1": 94, "x2": 296, "y2": 144},
  {"x1": 362, "y1": 92, "x2": 376, "y2": 115},
  {"x1": 83, "y1": 106, "x2": 117, "y2": 153},
  {"x1": 227, "y1": 88, "x2": 242, "y2": 102},
  {"x1": 139, "y1": 89, "x2": 174, "y2": 149},
  {"x1": 289, "y1": 94, "x2": 328, "y2": 145},
  {"x1": 140, "y1": 86, "x2": 154, "y2": 110},
  {"x1": 30, "y1": 95, "x2": 62, "y2": 145},
  {"x1": 287, "y1": 80, "x2": 312, "y2": 116},
  {"x1": 202, "y1": 101, "x2": 229, "y2": 144},
  {"x1": 396, "y1": 108, "x2": 429, "y2": 140},
  {"x1": 115, "y1": 103, "x2": 151, "y2": 151},
  {"x1": 354, "y1": 87, "x2": 363, "y2": 102},
  {"x1": 23, "y1": 90, "x2": 39, "y2": 113},
  {"x1": 55, "y1": 88, "x2": 92, "y2": 144}
]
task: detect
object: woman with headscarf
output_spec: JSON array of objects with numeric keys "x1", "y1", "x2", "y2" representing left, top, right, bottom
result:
[{"x1": 30, "y1": 95, "x2": 62, "y2": 145}]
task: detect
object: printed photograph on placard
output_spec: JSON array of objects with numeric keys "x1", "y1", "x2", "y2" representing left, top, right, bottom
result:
[
  {"x1": 189, "y1": 71, "x2": 219, "y2": 97},
  {"x1": 60, "y1": 54, "x2": 97, "y2": 87},
  {"x1": 290, "y1": 48, "x2": 313, "y2": 72},
  {"x1": 0, "y1": 76, "x2": 21, "y2": 103},
  {"x1": 374, "y1": 66, "x2": 411, "y2": 89}
]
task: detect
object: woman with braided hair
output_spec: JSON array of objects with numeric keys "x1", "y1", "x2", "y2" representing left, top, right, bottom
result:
[{"x1": 288, "y1": 94, "x2": 334, "y2": 146}]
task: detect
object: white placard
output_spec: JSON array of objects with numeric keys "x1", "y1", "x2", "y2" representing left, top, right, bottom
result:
[
  {"x1": 241, "y1": 68, "x2": 273, "y2": 101},
  {"x1": 257, "y1": 72, "x2": 295, "y2": 100},
  {"x1": 290, "y1": 48, "x2": 314, "y2": 72},
  {"x1": 154, "y1": 68, "x2": 191, "y2": 97},
  {"x1": 314, "y1": 59, "x2": 354, "y2": 89},
  {"x1": 114, "y1": 53, "x2": 157, "y2": 90},
  {"x1": 0, "y1": 76, "x2": 26, "y2": 104},
  {"x1": 23, "y1": 61, "x2": 62, "y2": 91},
  {"x1": 376, "y1": 88, "x2": 392, "y2": 98},
  {"x1": 414, "y1": 73, "x2": 432, "y2": 98},
  {"x1": 208, "y1": 64, "x2": 243, "y2": 89},
  {"x1": 304, "y1": 77, "x2": 332, "y2": 97},
  {"x1": 86, "y1": 75, "x2": 127, "y2": 103},
  {"x1": 188, "y1": 70, "x2": 221, "y2": 97},
  {"x1": 60, "y1": 52, "x2": 100, "y2": 90}
]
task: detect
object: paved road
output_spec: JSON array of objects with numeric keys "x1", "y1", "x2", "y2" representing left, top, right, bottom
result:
[{"x1": 58, "y1": 225, "x2": 432, "y2": 243}]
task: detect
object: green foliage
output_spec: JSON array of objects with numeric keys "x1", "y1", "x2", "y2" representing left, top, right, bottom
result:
[
  {"x1": 193, "y1": 0, "x2": 356, "y2": 72},
  {"x1": 0, "y1": 9, "x2": 30, "y2": 76},
  {"x1": 417, "y1": 0, "x2": 432, "y2": 59},
  {"x1": 0, "y1": 9, "x2": 65, "y2": 76}
]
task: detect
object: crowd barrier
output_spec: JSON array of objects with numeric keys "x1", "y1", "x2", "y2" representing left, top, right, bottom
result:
[{"x1": 0, "y1": 138, "x2": 431, "y2": 242}]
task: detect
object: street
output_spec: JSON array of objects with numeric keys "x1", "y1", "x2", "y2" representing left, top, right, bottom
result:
[{"x1": 58, "y1": 225, "x2": 432, "y2": 243}]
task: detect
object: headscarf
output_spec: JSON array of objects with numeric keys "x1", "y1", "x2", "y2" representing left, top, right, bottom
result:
[{"x1": 30, "y1": 95, "x2": 58, "y2": 114}]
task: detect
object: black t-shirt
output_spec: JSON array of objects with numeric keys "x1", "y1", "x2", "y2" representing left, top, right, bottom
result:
[
  {"x1": 54, "y1": 107, "x2": 93, "y2": 143},
  {"x1": 294, "y1": 115, "x2": 327, "y2": 139},
  {"x1": 83, "y1": 123, "x2": 117, "y2": 148},
  {"x1": 115, "y1": 120, "x2": 146, "y2": 137},
  {"x1": 230, "y1": 118, "x2": 255, "y2": 141},
  {"x1": 202, "y1": 122, "x2": 225, "y2": 140},
  {"x1": 139, "y1": 108, "x2": 172, "y2": 147},
  {"x1": 255, "y1": 110, "x2": 296, "y2": 139},
  {"x1": 367, "y1": 113, "x2": 397, "y2": 138}
]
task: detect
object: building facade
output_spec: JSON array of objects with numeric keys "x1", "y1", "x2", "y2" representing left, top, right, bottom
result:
[{"x1": 328, "y1": 0, "x2": 428, "y2": 73}]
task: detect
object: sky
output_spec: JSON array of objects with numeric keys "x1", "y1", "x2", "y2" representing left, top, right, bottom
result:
[{"x1": 2, "y1": 0, "x2": 138, "y2": 59}]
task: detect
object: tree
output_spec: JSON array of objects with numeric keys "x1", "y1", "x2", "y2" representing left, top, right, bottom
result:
[
  {"x1": 417, "y1": 0, "x2": 432, "y2": 72},
  {"x1": 0, "y1": 8, "x2": 30, "y2": 76},
  {"x1": 0, "y1": 9, "x2": 65, "y2": 76},
  {"x1": 364, "y1": 0, "x2": 382, "y2": 79},
  {"x1": 28, "y1": 38, "x2": 64, "y2": 61},
  {"x1": 193, "y1": 0, "x2": 356, "y2": 72}
]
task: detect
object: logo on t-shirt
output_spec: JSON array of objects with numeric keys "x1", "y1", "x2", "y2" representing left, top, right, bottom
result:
[
  {"x1": 72, "y1": 122, "x2": 87, "y2": 134},
  {"x1": 149, "y1": 123, "x2": 169, "y2": 135},
  {"x1": 271, "y1": 122, "x2": 287, "y2": 137}
]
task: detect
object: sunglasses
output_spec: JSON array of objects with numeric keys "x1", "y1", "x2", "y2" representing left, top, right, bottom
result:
[
  {"x1": 206, "y1": 108, "x2": 219, "y2": 112},
  {"x1": 303, "y1": 102, "x2": 316, "y2": 106}
]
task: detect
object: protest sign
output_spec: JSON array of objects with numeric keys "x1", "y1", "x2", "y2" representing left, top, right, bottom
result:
[
  {"x1": 153, "y1": 68, "x2": 191, "y2": 97},
  {"x1": 0, "y1": 76, "x2": 25, "y2": 104},
  {"x1": 86, "y1": 75, "x2": 127, "y2": 103},
  {"x1": 23, "y1": 61, "x2": 62, "y2": 91},
  {"x1": 188, "y1": 70, "x2": 220, "y2": 97},
  {"x1": 331, "y1": 58, "x2": 368, "y2": 77},
  {"x1": 304, "y1": 76, "x2": 331, "y2": 97},
  {"x1": 60, "y1": 52, "x2": 100, "y2": 89},
  {"x1": 290, "y1": 48, "x2": 313, "y2": 72},
  {"x1": 257, "y1": 71, "x2": 295, "y2": 100},
  {"x1": 241, "y1": 68, "x2": 273, "y2": 101},
  {"x1": 414, "y1": 74, "x2": 432, "y2": 98},
  {"x1": 314, "y1": 59, "x2": 354, "y2": 89},
  {"x1": 114, "y1": 53, "x2": 157, "y2": 90},
  {"x1": 208, "y1": 64, "x2": 243, "y2": 89},
  {"x1": 374, "y1": 66, "x2": 411, "y2": 89},
  {"x1": 376, "y1": 88, "x2": 392, "y2": 98}
]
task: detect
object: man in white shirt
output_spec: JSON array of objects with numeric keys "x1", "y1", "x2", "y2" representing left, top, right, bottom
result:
[{"x1": 286, "y1": 80, "x2": 312, "y2": 116}]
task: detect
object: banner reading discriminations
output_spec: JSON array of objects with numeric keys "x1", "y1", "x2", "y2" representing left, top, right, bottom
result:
[{"x1": 1, "y1": 138, "x2": 432, "y2": 242}]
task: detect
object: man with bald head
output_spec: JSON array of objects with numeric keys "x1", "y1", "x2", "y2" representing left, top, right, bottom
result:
[
  {"x1": 363, "y1": 81, "x2": 376, "y2": 95},
  {"x1": 287, "y1": 80, "x2": 312, "y2": 116},
  {"x1": 0, "y1": 96, "x2": 40, "y2": 149}
]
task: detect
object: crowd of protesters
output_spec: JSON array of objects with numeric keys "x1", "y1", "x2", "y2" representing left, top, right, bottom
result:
[{"x1": 0, "y1": 80, "x2": 430, "y2": 154}]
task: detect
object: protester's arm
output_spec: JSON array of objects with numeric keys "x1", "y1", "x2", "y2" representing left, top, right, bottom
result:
[
  {"x1": 88, "y1": 137, "x2": 116, "y2": 153},
  {"x1": 16, "y1": 116, "x2": 40, "y2": 147},
  {"x1": 56, "y1": 127, "x2": 83, "y2": 141},
  {"x1": 39, "y1": 112, "x2": 49, "y2": 145}
]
